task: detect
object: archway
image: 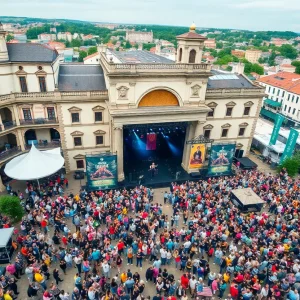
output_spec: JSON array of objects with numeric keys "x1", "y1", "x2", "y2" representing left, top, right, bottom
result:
[
  {"x1": 138, "y1": 89, "x2": 180, "y2": 107},
  {"x1": 50, "y1": 128, "x2": 60, "y2": 141},
  {"x1": 0, "y1": 107, "x2": 14, "y2": 129},
  {"x1": 0, "y1": 133, "x2": 18, "y2": 152},
  {"x1": 25, "y1": 129, "x2": 37, "y2": 144},
  {"x1": 189, "y1": 49, "x2": 196, "y2": 63}
]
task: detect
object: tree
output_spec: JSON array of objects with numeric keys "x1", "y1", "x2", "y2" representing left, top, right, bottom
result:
[
  {"x1": 124, "y1": 41, "x2": 132, "y2": 49},
  {"x1": 278, "y1": 157, "x2": 300, "y2": 177},
  {"x1": 6, "y1": 34, "x2": 14, "y2": 42},
  {"x1": 78, "y1": 50, "x2": 87, "y2": 62},
  {"x1": 71, "y1": 39, "x2": 82, "y2": 48},
  {"x1": 216, "y1": 42, "x2": 223, "y2": 49},
  {"x1": 279, "y1": 44, "x2": 298, "y2": 60},
  {"x1": 214, "y1": 54, "x2": 233, "y2": 65},
  {"x1": 251, "y1": 63, "x2": 264, "y2": 75},
  {"x1": 87, "y1": 46, "x2": 97, "y2": 55},
  {"x1": 291, "y1": 61, "x2": 300, "y2": 74},
  {"x1": 0, "y1": 195, "x2": 24, "y2": 224}
]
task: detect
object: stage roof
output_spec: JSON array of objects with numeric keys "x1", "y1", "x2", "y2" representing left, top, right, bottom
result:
[{"x1": 231, "y1": 188, "x2": 264, "y2": 206}]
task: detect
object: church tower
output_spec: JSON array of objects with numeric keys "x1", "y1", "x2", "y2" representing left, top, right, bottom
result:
[
  {"x1": 176, "y1": 23, "x2": 206, "y2": 64},
  {"x1": 0, "y1": 22, "x2": 9, "y2": 62}
]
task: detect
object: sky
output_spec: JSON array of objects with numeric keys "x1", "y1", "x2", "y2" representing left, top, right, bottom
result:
[{"x1": 1, "y1": 0, "x2": 300, "y2": 32}]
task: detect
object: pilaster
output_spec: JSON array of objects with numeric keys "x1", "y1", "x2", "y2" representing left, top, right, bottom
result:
[{"x1": 113, "y1": 125, "x2": 124, "y2": 181}]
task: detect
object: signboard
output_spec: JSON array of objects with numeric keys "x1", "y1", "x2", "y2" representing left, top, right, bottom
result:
[
  {"x1": 270, "y1": 114, "x2": 285, "y2": 145},
  {"x1": 86, "y1": 154, "x2": 118, "y2": 190},
  {"x1": 280, "y1": 128, "x2": 299, "y2": 163},
  {"x1": 207, "y1": 143, "x2": 236, "y2": 176},
  {"x1": 189, "y1": 143, "x2": 206, "y2": 169}
]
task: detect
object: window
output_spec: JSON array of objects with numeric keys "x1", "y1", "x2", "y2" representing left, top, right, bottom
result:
[
  {"x1": 19, "y1": 76, "x2": 28, "y2": 92},
  {"x1": 284, "y1": 105, "x2": 287, "y2": 111},
  {"x1": 282, "y1": 91, "x2": 285, "y2": 97},
  {"x1": 94, "y1": 112, "x2": 103, "y2": 122},
  {"x1": 22, "y1": 109, "x2": 32, "y2": 120},
  {"x1": 189, "y1": 49, "x2": 196, "y2": 63},
  {"x1": 268, "y1": 86, "x2": 271, "y2": 93},
  {"x1": 74, "y1": 137, "x2": 82, "y2": 147},
  {"x1": 277, "y1": 90, "x2": 280, "y2": 96},
  {"x1": 179, "y1": 48, "x2": 182, "y2": 62},
  {"x1": 288, "y1": 94, "x2": 291, "y2": 101},
  {"x1": 273, "y1": 88, "x2": 275, "y2": 94},
  {"x1": 293, "y1": 108, "x2": 296, "y2": 115},
  {"x1": 71, "y1": 113, "x2": 80, "y2": 123},
  {"x1": 288, "y1": 107, "x2": 291, "y2": 113},
  {"x1": 207, "y1": 108, "x2": 214, "y2": 117},
  {"x1": 292, "y1": 95, "x2": 295, "y2": 102},
  {"x1": 226, "y1": 107, "x2": 233, "y2": 116},
  {"x1": 96, "y1": 135, "x2": 104, "y2": 145},
  {"x1": 243, "y1": 107, "x2": 250, "y2": 116},
  {"x1": 38, "y1": 76, "x2": 47, "y2": 92},
  {"x1": 47, "y1": 107, "x2": 55, "y2": 120},
  {"x1": 76, "y1": 160, "x2": 84, "y2": 169},
  {"x1": 221, "y1": 128, "x2": 228, "y2": 137},
  {"x1": 297, "y1": 97, "x2": 299, "y2": 104},
  {"x1": 204, "y1": 130, "x2": 211, "y2": 138},
  {"x1": 238, "y1": 127, "x2": 246, "y2": 136}
]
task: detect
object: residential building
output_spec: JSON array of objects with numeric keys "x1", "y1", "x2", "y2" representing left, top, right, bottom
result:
[
  {"x1": 204, "y1": 38, "x2": 216, "y2": 49},
  {"x1": 231, "y1": 49, "x2": 245, "y2": 58},
  {"x1": 0, "y1": 23, "x2": 264, "y2": 190},
  {"x1": 280, "y1": 64, "x2": 296, "y2": 73},
  {"x1": 38, "y1": 33, "x2": 56, "y2": 41},
  {"x1": 83, "y1": 52, "x2": 100, "y2": 64},
  {"x1": 275, "y1": 57, "x2": 291, "y2": 65},
  {"x1": 57, "y1": 32, "x2": 73, "y2": 42},
  {"x1": 271, "y1": 38, "x2": 290, "y2": 46},
  {"x1": 245, "y1": 49, "x2": 262, "y2": 63},
  {"x1": 125, "y1": 30, "x2": 153, "y2": 43}
]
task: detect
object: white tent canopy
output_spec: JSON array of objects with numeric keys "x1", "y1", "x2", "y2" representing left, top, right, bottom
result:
[
  {"x1": 4, "y1": 144, "x2": 64, "y2": 180},
  {"x1": 0, "y1": 227, "x2": 14, "y2": 248}
]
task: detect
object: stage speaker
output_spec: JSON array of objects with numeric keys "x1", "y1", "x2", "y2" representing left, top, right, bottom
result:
[{"x1": 235, "y1": 149, "x2": 244, "y2": 158}]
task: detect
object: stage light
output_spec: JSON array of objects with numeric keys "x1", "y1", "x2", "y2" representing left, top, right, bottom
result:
[
  {"x1": 159, "y1": 128, "x2": 161, "y2": 131},
  {"x1": 132, "y1": 129, "x2": 135, "y2": 132},
  {"x1": 176, "y1": 127, "x2": 178, "y2": 129},
  {"x1": 137, "y1": 129, "x2": 139, "y2": 132},
  {"x1": 150, "y1": 128, "x2": 152, "y2": 131}
]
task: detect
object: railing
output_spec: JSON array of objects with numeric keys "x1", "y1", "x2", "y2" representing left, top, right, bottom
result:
[
  {"x1": 0, "y1": 146, "x2": 22, "y2": 161},
  {"x1": 19, "y1": 118, "x2": 58, "y2": 125},
  {"x1": 25, "y1": 141, "x2": 61, "y2": 150},
  {"x1": 0, "y1": 121, "x2": 17, "y2": 132},
  {"x1": 206, "y1": 88, "x2": 264, "y2": 96}
]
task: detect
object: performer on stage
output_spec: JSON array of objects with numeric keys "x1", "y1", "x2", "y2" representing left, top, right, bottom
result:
[{"x1": 149, "y1": 162, "x2": 158, "y2": 178}]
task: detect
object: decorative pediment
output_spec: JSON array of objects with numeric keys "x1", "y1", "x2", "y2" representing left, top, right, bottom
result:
[
  {"x1": 68, "y1": 106, "x2": 82, "y2": 112},
  {"x1": 207, "y1": 102, "x2": 218, "y2": 108},
  {"x1": 226, "y1": 101, "x2": 236, "y2": 107},
  {"x1": 70, "y1": 131, "x2": 84, "y2": 136},
  {"x1": 191, "y1": 84, "x2": 201, "y2": 97},
  {"x1": 93, "y1": 130, "x2": 106, "y2": 135},
  {"x1": 244, "y1": 101, "x2": 254, "y2": 106},
  {"x1": 15, "y1": 69, "x2": 27, "y2": 76},
  {"x1": 203, "y1": 124, "x2": 214, "y2": 129},
  {"x1": 221, "y1": 123, "x2": 232, "y2": 128},
  {"x1": 236, "y1": 143, "x2": 244, "y2": 148},
  {"x1": 239, "y1": 122, "x2": 249, "y2": 127},
  {"x1": 117, "y1": 86, "x2": 129, "y2": 99},
  {"x1": 92, "y1": 105, "x2": 105, "y2": 111},
  {"x1": 35, "y1": 70, "x2": 47, "y2": 76},
  {"x1": 73, "y1": 154, "x2": 85, "y2": 159}
]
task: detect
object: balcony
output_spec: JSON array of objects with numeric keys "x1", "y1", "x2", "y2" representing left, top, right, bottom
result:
[
  {"x1": 0, "y1": 146, "x2": 22, "y2": 163},
  {"x1": 20, "y1": 118, "x2": 58, "y2": 126},
  {"x1": 24, "y1": 140, "x2": 61, "y2": 150},
  {"x1": 0, "y1": 121, "x2": 17, "y2": 132}
]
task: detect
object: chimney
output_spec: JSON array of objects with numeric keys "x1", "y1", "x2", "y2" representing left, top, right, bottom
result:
[
  {"x1": 232, "y1": 62, "x2": 245, "y2": 75},
  {"x1": 155, "y1": 40, "x2": 161, "y2": 54},
  {"x1": 138, "y1": 43, "x2": 143, "y2": 51}
]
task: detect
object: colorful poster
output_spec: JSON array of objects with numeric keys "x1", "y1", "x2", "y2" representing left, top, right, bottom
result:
[
  {"x1": 207, "y1": 144, "x2": 236, "y2": 176},
  {"x1": 146, "y1": 133, "x2": 157, "y2": 150},
  {"x1": 189, "y1": 144, "x2": 206, "y2": 169},
  {"x1": 280, "y1": 128, "x2": 299, "y2": 163},
  {"x1": 86, "y1": 154, "x2": 118, "y2": 190},
  {"x1": 270, "y1": 114, "x2": 285, "y2": 145}
]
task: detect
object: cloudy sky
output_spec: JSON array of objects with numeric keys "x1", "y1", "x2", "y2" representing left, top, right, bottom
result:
[{"x1": 1, "y1": 0, "x2": 299, "y2": 32}]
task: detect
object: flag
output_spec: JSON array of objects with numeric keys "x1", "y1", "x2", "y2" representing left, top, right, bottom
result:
[
  {"x1": 146, "y1": 133, "x2": 157, "y2": 150},
  {"x1": 280, "y1": 128, "x2": 299, "y2": 163},
  {"x1": 269, "y1": 114, "x2": 285, "y2": 145}
]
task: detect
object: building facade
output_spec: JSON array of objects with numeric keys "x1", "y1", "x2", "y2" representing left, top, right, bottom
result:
[
  {"x1": 125, "y1": 30, "x2": 153, "y2": 43},
  {"x1": 245, "y1": 49, "x2": 262, "y2": 63},
  {"x1": 0, "y1": 23, "x2": 264, "y2": 189}
]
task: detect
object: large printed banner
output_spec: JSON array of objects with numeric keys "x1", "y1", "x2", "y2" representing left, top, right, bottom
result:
[
  {"x1": 280, "y1": 128, "x2": 299, "y2": 163},
  {"x1": 189, "y1": 143, "x2": 206, "y2": 169},
  {"x1": 207, "y1": 144, "x2": 236, "y2": 176},
  {"x1": 86, "y1": 154, "x2": 118, "y2": 190},
  {"x1": 270, "y1": 114, "x2": 285, "y2": 145},
  {"x1": 146, "y1": 133, "x2": 157, "y2": 150}
]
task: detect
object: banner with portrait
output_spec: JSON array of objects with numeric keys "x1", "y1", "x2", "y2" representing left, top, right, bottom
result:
[
  {"x1": 207, "y1": 143, "x2": 236, "y2": 176},
  {"x1": 86, "y1": 154, "x2": 118, "y2": 190},
  {"x1": 189, "y1": 144, "x2": 206, "y2": 169}
]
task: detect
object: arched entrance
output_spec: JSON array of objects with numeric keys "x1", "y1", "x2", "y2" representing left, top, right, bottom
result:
[
  {"x1": 50, "y1": 128, "x2": 60, "y2": 141},
  {"x1": 138, "y1": 89, "x2": 180, "y2": 107},
  {"x1": 0, "y1": 133, "x2": 17, "y2": 151},
  {"x1": 0, "y1": 107, "x2": 14, "y2": 129},
  {"x1": 25, "y1": 129, "x2": 37, "y2": 144}
]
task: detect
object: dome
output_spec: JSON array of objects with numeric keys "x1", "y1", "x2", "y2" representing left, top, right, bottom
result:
[{"x1": 190, "y1": 23, "x2": 196, "y2": 31}]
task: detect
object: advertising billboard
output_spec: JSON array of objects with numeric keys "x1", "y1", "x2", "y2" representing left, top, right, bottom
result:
[{"x1": 189, "y1": 143, "x2": 206, "y2": 169}]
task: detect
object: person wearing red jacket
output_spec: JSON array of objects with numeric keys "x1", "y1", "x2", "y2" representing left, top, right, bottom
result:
[
  {"x1": 230, "y1": 282, "x2": 239, "y2": 299},
  {"x1": 181, "y1": 273, "x2": 189, "y2": 290}
]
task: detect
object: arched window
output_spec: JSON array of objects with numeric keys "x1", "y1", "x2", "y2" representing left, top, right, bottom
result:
[
  {"x1": 189, "y1": 49, "x2": 196, "y2": 63},
  {"x1": 179, "y1": 48, "x2": 182, "y2": 62}
]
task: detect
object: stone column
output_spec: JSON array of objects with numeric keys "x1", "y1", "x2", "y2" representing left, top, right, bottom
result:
[
  {"x1": 194, "y1": 120, "x2": 206, "y2": 138},
  {"x1": 113, "y1": 125, "x2": 124, "y2": 181},
  {"x1": 181, "y1": 123, "x2": 195, "y2": 172},
  {"x1": 16, "y1": 129, "x2": 25, "y2": 151},
  {"x1": 12, "y1": 105, "x2": 20, "y2": 125},
  {"x1": 0, "y1": 175, "x2": 6, "y2": 192}
]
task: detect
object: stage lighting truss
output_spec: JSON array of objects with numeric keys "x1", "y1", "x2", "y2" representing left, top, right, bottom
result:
[{"x1": 186, "y1": 134, "x2": 214, "y2": 145}]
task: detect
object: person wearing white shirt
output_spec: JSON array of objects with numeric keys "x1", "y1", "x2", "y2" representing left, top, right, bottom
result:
[
  {"x1": 189, "y1": 275, "x2": 198, "y2": 298},
  {"x1": 102, "y1": 261, "x2": 111, "y2": 278}
]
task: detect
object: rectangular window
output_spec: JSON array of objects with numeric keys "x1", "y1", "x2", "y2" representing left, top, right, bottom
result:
[
  {"x1": 207, "y1": 108, "x2": 214, "y2": 117},
  {"x1": 238, "y1": 127, "x2": 246, "y2": 136},
  {"x1": 71, "y1": 113, "x2": 80, "y2": 123},
  {"x1": 273, "y1": 88, "x2": 275, "y2": 94},
  {"x1": 19, "y1": 76, "x2": 28, "y2": 92},
  {"x1": 277, "y1": 90, "x2": 280, "y2": 96},
  {"x1": 288, "y1": 107, "x2": 291, "y2": 113},
  {"x1": 268, "y1": 86, "x2": 271, "y2": 93},
  {"x1": 96, "y1": 135, "x2": 104, "y2": 145},
  {"x1": 282, "y1": 91, "x2": 285, "y2": 97},
  {"x1": 204, "y1": 130, "x2": 211, "y2": 138},
  {"x1": 288, "y1": 94, "x2": 291, "y2": 101},
  {"x1": 76, "y1": 160, "x2": 84, "y2": 169},
  {"x1": 38, "y1": 76, "x2": 47, "y2": 92},
  {"x1": 226, "y1": 107, "x2": 233, "y2": 116},
  {"x1": 292, "y1": 95, "x2": 295, "y2": 102},
  {"x1": 293, "y1": 108, "x2": 296, "y2": 114},
  {"x1": 243, "y1": 107, "x2": 250, "y2": 116},
  {"x1": 284, "y1": 105, "x2": 287, "y2": 111},
  {"x1": 47, "y1": 107, "x2": 55, "y2": 120},
  {"x1": 22, "y1": 109, "x2": 32, "y2": 120},
  {"x1": 221, "y1": 128, "x2": 228, "y2": 137},
  {"x1": 74, "y1": 137, "x2": 82, "y2": 146},
  {"x1": 94, "y1": 112, "x2": 103, "y2": 122},
  {"x1": 297, "y1": 97, "x2": 299, "y2": 104}
]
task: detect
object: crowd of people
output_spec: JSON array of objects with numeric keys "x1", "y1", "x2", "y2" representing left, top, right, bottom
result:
[{"x1": 0, "y1": 167, "x2": 300, "y2": 300}]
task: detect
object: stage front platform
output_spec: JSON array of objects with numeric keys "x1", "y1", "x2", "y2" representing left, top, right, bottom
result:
[{"x1": 231, "y1": 188, "x2": 264, "y2": 212}]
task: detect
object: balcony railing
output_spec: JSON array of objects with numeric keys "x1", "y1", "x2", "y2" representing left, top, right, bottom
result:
[
  {"x1": 0, "y1": 121, "x2": 17, "y2": 132},
  {"x1": 25, "y1": 141, "x2": 61, "y2": 150},
  {"x1": 20, "y1": 118, "x2": 58, "y2": 125},
  {"x1": 0, "y1": 146, "x2": 22, "y2": 161}
]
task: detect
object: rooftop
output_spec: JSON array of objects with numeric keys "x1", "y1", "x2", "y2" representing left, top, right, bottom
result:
[
  {"x1": 176, "y1": 31, "x2": 206, "y2": 40},
  {"x1": 58, "y1": 64, "x2": 106, "y2": 91},
  {"x1": 6, "y1": 43, "x2": 58, "y2": 63}
]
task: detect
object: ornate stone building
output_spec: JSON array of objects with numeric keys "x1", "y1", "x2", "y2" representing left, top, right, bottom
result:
[{"x1": 0, "y1": 23, "x2": 264, "y2": 189}]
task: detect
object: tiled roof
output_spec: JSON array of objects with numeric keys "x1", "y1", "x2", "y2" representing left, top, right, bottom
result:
[
  {"x1": 176, "y1": 31, "x2": 206, "y2": 40},
  {"x1": 258, "y1": 72, "x2": 300, "y2": 95},
  {"x1": 83, "y1": 52, "x2": 99, "y2": 61}
]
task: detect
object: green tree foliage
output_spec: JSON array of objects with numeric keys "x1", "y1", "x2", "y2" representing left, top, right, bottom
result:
[
  {"x1": 78, "y1": 50, "x2": 87, "y2": 62},
  {"x1": 71, "y1": 39, "x2": 82, "y2": 48},
  {"x1": 278, "y1": 156, "x2": 300, "y2": 177},
  {"x1": 216, "y1": 42, "x2": 223, "y2": 49},
  {"x1": 251, "y1": 63, "x2": 264, "y2": 75},
  {"x1": 214, "y1": 55, "x2": 233, "y2": 65},
  {"x1": 291, "y1": 61, "x2": 300, "y2": 74},
  {"x1": 0, "y1": 195, "x2": 24, "y2": 224},
  {"x1": 142, "y1": 43, "x2": 156, "y2": 51},
  {"x1": 26, "y1": 24, "x2": 51, "y2": 39},
  {"x1": 124, "y1": 41, "x2": 132, "y2": 49},
  {"x1": 279, "y1": 44, "x2": 298, "y2": 59},
  {"x1": 87, "y1": 46, "x2": 97, "y2": 55},
  {"x1": 6, "y1": 34, "x2": 14, "y2": 42}
]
